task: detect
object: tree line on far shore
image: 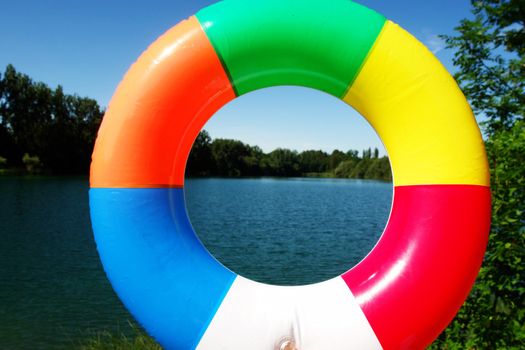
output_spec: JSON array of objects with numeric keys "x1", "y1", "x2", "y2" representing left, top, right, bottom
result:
[
  {"x1": 0, "y1": 64, "x2": 391, "y2": 180},
  {"x1": 0, "y1": 64, "x2": 103, "y2": 174},
  {"x1": 186, "y1": 130, "x2": 391, "y2": 181}
]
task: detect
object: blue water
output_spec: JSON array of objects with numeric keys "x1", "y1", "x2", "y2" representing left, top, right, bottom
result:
[
  {"x1": 185, "y1": 177, "x2": 392, "y2": 285},
  {"x1": 0, "y1": 176, "x2": 391, "y2": 348}
]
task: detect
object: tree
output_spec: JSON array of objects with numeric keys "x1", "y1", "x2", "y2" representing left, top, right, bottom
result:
[
  {"x1": 432, "y1": 120, "x2": 525, "y2": 350},
  {"x1": 1, "y1": 64, "x2": 50, "y2": 162},
  {"x1": 364, "y1": 157, "x2": 391, "y2": 181},
  {"x1": 348, "y1": 157, "x2": 371, "y2": 179},
  {"x1": 346, "y1": 149, "x2": 359, "y2": 159},
  {"x1": 0, "y1": 71, "x2": 17, "y2": 165},
  {"x1": 442, "y1": 0, "x2": 524, "y2": 134},
  {"x1": 186, "y1": 130, "x2": 215, "y2": 176},
  {"x1": 431, "y1": 1, "x2": 525, "y2": 348},
  {"x1": 326, "y1": 149, "x2": 347, "y2": 171},
  {"x1": 298, "y1": 150, "x2": 328, "y2": 173},
  {"x1": 362, "y1": 147, "x2": 372, "y2": 159},
  {"x1": 211, "y1": 138, "x2": 253, "y2": 177},
  {"x1": 0, "y1": 65, "x2": 103, "y2": 173},
  {"x1": 265, "y1": 148, "x2": 300, "y2": 177},
  {"x1": 334, "y1": 159, "x2": 356, "y2": 178},
  {"x1": 243, "y1": 145, "x2": 265, "y2": 176}
]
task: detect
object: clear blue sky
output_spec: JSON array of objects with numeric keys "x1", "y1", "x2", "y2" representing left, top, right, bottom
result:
[{"x1": 0, "y1": 0, "x2": 473, "y2": 154}]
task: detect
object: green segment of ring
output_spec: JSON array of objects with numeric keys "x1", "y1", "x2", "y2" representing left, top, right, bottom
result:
[{"x1": 196, "y1": 0, "x2": 386, "y2": 97}]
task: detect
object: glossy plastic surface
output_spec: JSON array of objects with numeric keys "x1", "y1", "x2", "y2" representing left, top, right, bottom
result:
[
  {"x1": 90, "y1": 16, "x2": 235, "y2": 188},
  {"x1": 343, "y1": 185, "x2": 491, "y2": 349},
  {"x1": 197, "y1": 276, "x2": 382, "y2": 349},
  {"x1": 89, "y1": 1, "x2": 491, "y2": 349},
  {"x1": 90, "y1": 188, "x2": 235, "y2": 349},
  {"x1": 196, "y1": 0, "x2": 385, "y2": 97},
  {"x1": 344, "y1": 21, "x2": 489, "y2": 187}
]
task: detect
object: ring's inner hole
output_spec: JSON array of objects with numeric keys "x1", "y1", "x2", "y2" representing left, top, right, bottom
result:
[{"x1": 184, "y1": 86, "x2": 393, "y2": 286}]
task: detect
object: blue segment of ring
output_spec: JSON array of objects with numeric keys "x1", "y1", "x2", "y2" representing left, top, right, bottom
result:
[{"x1": 89, "y1": 188, "x2": 236, "y2": 349}]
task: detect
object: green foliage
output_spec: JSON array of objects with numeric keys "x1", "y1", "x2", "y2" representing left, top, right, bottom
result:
[
  {"x1": 364, "y1": 157, "x2": 392, "y2": 181},
  {"x1": 186, "y1": 130, "x2": 214, "y2": 176},
  {"x1": 77, "y1": 322, "x2": 161, "y2": 350},
  {"x1": 186, "y1": 131, "x2": 392, "y2": 181},
  {"x1": 298, "y1": 150, "x2": 329, "y2": 173},
  {"x1": 0, "y1": 156, "x2": 6, "y2": 168},
  {"x1": 482, "y1": 120, "x2": 525, "y2": 347},
  {"x1": 265, "y1": 148, "x2": 301, "y2": 176},
  {"x1": 432, "y1": 120, "x2": 525, "y2": 349},
  {"x1": 334, "y1": 159, "x2": 356, "y2": 178},
  {"x1": 431, "y1": 1, "x2": 524, "y2": 348},
  {"x1": 22, "y1": 153, "x2": 41, "y2": 173},
  {"x1": 333, "y1": 157, "x2": 391, "y2": 181},
  {"x1": 441, "y1": 0, "x2": 524, "y2": 134},
  {"x1": 362, "y1": 147, "x2": 372, "y2": 159},
  {"x1": 0, "y1": 64, "x2": 103, "y2": 174},
  {"x1": 211, "y1": 138, "x2": 254, "y2": 177},
  {"x1": 327, "y1": 149, "x2": 347, "y2": 171}
]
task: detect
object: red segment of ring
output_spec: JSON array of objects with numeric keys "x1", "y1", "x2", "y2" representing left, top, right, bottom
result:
[{"x1": 343, "y1": 184, "x2": 491, "y2": 349}]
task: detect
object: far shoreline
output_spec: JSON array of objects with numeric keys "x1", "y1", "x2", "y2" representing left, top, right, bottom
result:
[{"x1": 1, "y1": 170, "x2": 392, "y2": 183}]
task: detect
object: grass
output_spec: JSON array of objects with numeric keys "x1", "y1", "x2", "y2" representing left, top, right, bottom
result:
[
  {"x1": 77, "y1": 322, "x2": 161, "y2": 350},
  {"x1": 303, "y1": 171, "x2": 336, "y2": 178}
]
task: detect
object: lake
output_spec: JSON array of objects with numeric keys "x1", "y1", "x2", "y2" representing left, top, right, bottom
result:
[{"x1": 0, "y1": 176, "x2": 392, "y2": 349}]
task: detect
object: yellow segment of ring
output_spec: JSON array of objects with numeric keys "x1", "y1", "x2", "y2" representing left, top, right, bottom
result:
[{"x1": 344, "y1": 21, "x2": 489, "y2": 187}]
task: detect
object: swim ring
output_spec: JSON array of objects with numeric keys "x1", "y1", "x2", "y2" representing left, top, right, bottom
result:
[{"x1": 89, "y1": 1, "x2": 491, "y2": 349}]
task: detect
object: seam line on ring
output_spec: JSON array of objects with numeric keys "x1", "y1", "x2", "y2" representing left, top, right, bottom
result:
[
  {"x1": 195, "y1": 17, "x2": 240, "y2": 97},
  {"x1": 341, "y1": 19, "x2": 388, "y2": 99},
  {"x1": 89, "y1": 184, "x2": 184, "y2": 189}
]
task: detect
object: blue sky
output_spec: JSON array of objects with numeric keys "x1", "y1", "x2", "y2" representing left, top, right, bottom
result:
[{"x1": 0, "y1": 0, "x2": 474, "y2": 154}]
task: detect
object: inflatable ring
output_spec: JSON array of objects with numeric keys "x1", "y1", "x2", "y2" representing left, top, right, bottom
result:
[{"x1": 89, "y1": 1, "x2": 491, "y2": 349}]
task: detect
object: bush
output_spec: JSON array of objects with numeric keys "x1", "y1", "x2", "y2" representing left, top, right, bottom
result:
[
  {"x1": 22, "y1": 153, "x2": 41, "y2": 173},
  {"x1": 431, "y1": 120, "x2": 525, "y2": 349},
  {"x1": 334, "y1": 159, "x2": 356, "y2": 178}
]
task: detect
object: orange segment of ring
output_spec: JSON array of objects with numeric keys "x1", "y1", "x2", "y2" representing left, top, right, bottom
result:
[{"x1": 90, "y1": 16, "x2": 235, "y2": 188}]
